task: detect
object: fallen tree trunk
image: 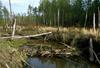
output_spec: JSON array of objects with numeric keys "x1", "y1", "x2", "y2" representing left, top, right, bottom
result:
[{"x1": 0, "y1": 32, "x2": 52, "y2": 39}]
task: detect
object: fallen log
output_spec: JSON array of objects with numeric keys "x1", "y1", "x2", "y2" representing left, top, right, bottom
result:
[{"x1": 0, "y1": 32, "x2": 52, "y2": 39}]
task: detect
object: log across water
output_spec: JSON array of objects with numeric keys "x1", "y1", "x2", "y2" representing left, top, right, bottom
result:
[{"x1": 19, "y1": 44, "x2": 77, "y2": 58}]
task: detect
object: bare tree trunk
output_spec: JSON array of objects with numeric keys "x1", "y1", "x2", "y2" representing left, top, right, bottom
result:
[
  {"x1": 9, "y1": 0, "x2": 14, "y2": 36},
  {"x1": 9, "y1": 0, "x2": 12, "y2": 22},
  {"x1": 50, "y1": 19, "x2": 51, "y2": 27},
  {"x1": 54, "y1": 13, "x2": 56, "y2": 26},
  {"x1": 12, "y1": 19, "x2": 16, "y2": 40},
  {"x1": 84, "y1": 11, "x2": 88, "y2": 27},
  {"x1": 93, "y1": 13, "x2": 96, "y2": 32},
  {"x1": 57, "y1": 9, "x2": 60, "y2": 31},
  {"x1": 89, "y1": 38, "x2": 100, "y2": 64},
  {"x1": 89, "y1": 38, "x2": 94, "y2": 62},
  {"x1": 98, "y1": 7, "x2": 100, "y2": 28}
]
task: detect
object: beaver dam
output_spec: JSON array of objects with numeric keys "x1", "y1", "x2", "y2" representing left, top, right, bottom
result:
[
  {"x1": 0, "y1": 27, "x2": 100, "y2": 68},
  {"x1": 1, "y1": 0, "x2": 100, "y2": 67}
]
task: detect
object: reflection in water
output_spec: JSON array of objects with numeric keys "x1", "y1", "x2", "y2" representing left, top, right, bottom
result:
[{"x1": 26, "y1": 57, "x2": 99, "y2": 68}]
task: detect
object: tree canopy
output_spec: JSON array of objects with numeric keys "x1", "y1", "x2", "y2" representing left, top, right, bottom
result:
[{"x1": 0, "y1": 0, "x2": 100, "y2": 27}]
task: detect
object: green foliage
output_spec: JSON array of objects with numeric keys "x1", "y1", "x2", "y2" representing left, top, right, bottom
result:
[
  {"x1": 13, "y1": 0, "x2": 100, "y2": 27},
  {"x1": 38, "y1": 0, "x2": 85, "y2": 27},
  {"x1": 0, "y1": 1, "x2": 9, "y2": 25},
  {"x1": 0, "y1": 1, "x2": 3, "y2": 24},
  {"x1": 2, "y1": 6, "x2": 9, "y2": 23},
  {"x1": 0, "y1": 39, "x2": 27, "y2": 49}
]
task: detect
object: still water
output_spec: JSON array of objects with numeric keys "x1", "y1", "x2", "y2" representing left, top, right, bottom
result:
[
  {"x1": 26, "y1": 57, "x2": 100, "y2": 68},
  {"x1": 24, "y1": 40, "x2": 100, "y2": 68}
]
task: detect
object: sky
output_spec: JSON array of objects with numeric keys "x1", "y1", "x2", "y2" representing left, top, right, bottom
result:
[{"x1": 2, "y1": 0, "x2": 40, "y2": 14}]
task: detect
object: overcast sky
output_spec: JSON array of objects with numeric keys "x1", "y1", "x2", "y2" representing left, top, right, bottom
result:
[{"x1": 2, "y1": 0, "x2": 40, "y2": 14}]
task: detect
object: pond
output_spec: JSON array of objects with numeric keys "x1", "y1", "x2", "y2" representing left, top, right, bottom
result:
[
  {"x1": 25, "y1": 57, "x2": 100, "y2": 68},
  {"x1": 24, "y1": 40, "x2": 100, "y2": 68}
]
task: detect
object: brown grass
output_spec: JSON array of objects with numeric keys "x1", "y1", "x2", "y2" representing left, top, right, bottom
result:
[{"x1": 0, "y1": 39, "x2": 28, "y2": 68}]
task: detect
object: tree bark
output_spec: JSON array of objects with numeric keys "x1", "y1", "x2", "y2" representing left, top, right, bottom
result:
[
  {"x1": 12, "y1": 19, "x2": 16, "y2": 40},
  {"x1": 9, "y1": 0, "x2": 12, "y2": 22},
  {"x1": 93, "y1": 13, "x2": 96, "y2": 32},
  {"x1": 84, "y1": 11, "x2": 88, "y2": 27},
  {"x1": 98, "y1": 7, "x2": 100, "y2": 28},
  {"x1": 57, "y1": 9, "x2": 60, "y2": 31},
  {"x1": 89, "y1": 38, "x2": 94, "y2": 62}
]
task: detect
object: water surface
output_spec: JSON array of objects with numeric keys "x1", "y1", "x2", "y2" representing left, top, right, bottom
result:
[{"x1": 26, "y1": 57, "x2": 99, "y2": 68}]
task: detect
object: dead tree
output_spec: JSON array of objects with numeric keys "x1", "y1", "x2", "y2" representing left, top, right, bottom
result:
[
  {"x1": 93, "y1": 13, "x2": 96, "y2": 32},
  {"x1": 98, "y1": 7, "x2": 100, "y2": 28}
]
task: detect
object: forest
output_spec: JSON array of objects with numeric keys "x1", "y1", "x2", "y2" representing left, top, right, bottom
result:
[
  {"x1": 0, "y1": 0, "x2": 100, "y2": 27},
  {"x1": 0, "y1": 0, "x2": 100, "y2": 68}
]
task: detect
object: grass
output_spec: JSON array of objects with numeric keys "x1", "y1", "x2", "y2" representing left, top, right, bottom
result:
[
  {"x1": 0, "y1": 39, "x2": 27, "y2": 48},
  {"x1": 0, "y1": 39, "x2": 28, "y2": 68},
  {"x1": 14, "y1": 26, "x2": 100, "y2": 46}
]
